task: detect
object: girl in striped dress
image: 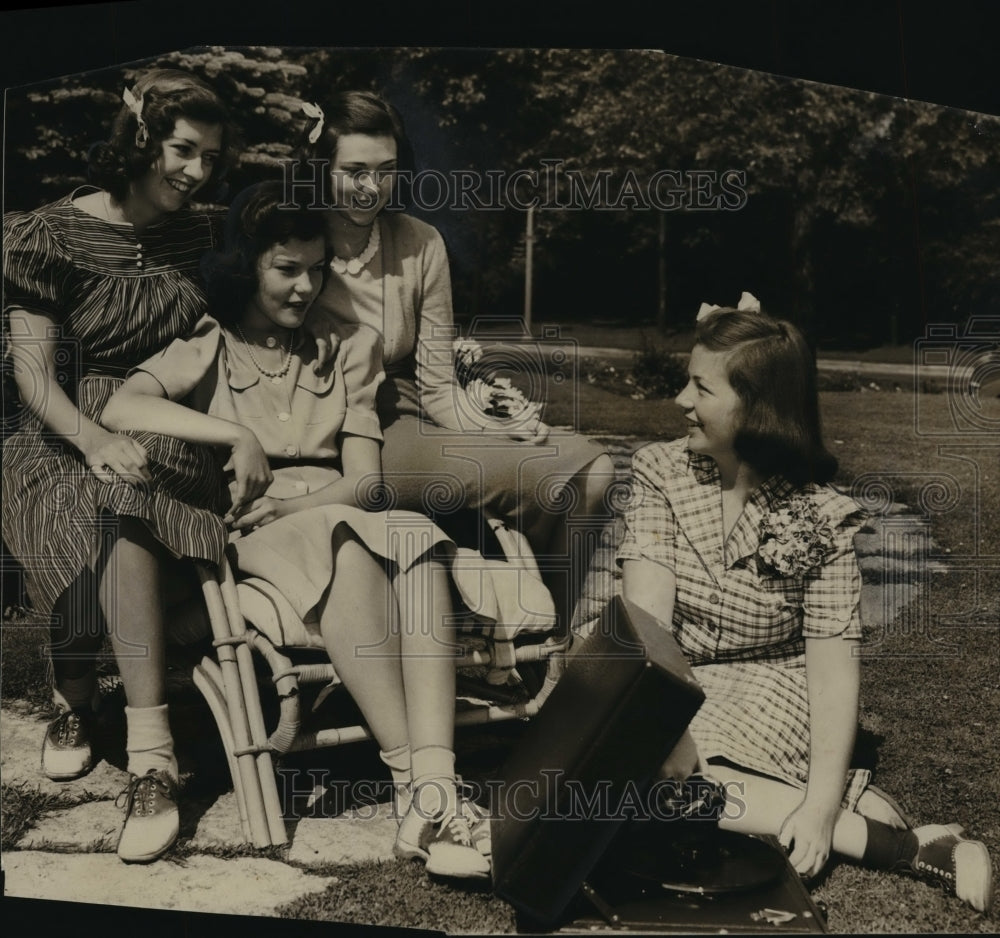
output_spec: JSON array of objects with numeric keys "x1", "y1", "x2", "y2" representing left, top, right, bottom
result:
[
  {"x1": 618, "y1": 307, "x2": 992, "y2": 912},
  {"x1": 2, "y1": 68, "x2": 238, "y2": 863}
]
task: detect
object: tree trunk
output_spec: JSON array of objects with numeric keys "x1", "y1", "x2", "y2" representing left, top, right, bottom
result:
[{"x1": 656, "y1": 211, "x2": 668, "y2": 332}]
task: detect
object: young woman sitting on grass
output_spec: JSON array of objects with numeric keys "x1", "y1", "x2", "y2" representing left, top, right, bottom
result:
[
  {"x1": 618, "y1": 306, "x2": 993, "y2": 913},
  {"x1": 102, "y1": 181, "x2": 490, "y2": 880}
]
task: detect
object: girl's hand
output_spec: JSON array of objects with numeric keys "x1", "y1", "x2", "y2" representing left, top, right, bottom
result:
[
  {"x1": 507, "y1": 402, "x2": 550, "y2": 444},
  {"x1": 476, "y1": 402, "x2": 549, "y2": 443},
  {"x1": 83, "y1": 430, "x2": 151, "y2": 485},
  {"x1": 778, "y1": 798, "x2": 838, "y2": 879},
  {"x1": 227, "y1": 428, "x2": 272, "y2": 520},
  {"x1": 303, "y1": 305, "x2": 341, "y2": 371},
  {"x1": 228, "y1": 496, "x2": 287, "y2": 533}
]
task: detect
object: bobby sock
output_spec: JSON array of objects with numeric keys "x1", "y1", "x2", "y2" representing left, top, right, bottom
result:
[
  {"x1": 862, "y1": 818, "x2": 919, "y2": 870},
  {"x1": 125, "y1": 704, "x2": 178, "y2": 782},
  {"x1": 410, "y1": 745, "x2": 457, "y2": 820},
  {"x1": 379, "y1": 744, "x2": 412, "y2": 819}
]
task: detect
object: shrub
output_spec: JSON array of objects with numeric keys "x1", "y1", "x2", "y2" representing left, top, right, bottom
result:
[
  {"x1": 631, "y1": 346, "x2": 688, "y2": 398},
  {"x1": 817, "y1": 370, "x2": 864, "y2": 392}
]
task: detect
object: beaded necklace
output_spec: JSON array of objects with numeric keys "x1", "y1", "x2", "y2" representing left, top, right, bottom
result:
[{"x1": 236, "y1": 325, "x2": 296, "y2": 384}]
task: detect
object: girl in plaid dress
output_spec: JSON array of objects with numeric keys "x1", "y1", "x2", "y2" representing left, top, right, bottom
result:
[{"x1": 618, "y1": 308, "x2": 992, "y2": 912}]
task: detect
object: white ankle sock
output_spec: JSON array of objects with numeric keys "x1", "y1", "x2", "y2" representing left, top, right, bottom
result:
[
  {"x1": 125, "y1": 704, "x2": 178, "y2": 781},
  {"x1": 411, "y1": 745, "x2": 457, "y2": 819}
]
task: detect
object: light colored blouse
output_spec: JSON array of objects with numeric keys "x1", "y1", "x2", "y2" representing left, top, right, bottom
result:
[
  {"x1": 135, "y1": 318, "x2": 384, "y2": 500},
  {"x1": 313, "y1": 211, "x2": 493, "y2": 432}
]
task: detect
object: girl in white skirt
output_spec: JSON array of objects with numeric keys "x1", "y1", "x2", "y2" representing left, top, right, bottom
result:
[{"x1": 104, "y1": 182, "x2": 491, "y2": 879}]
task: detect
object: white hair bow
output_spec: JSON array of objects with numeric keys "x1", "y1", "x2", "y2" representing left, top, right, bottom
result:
[
  {"x1": 302, "y1": 102, "x2": 325, "y2": 144},
  {"x1": 122, "y1": 86, "x2": 149, "y2": 148},
  {"x1": 696, "y1": 291, "x2": 761, "y2": 322}
]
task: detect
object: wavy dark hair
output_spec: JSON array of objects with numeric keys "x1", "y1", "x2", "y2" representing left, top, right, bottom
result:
[
  {"x1": 694, "y1": 308, "x2": 838, "y2": 486},
  {"x1": 88, "y1": 68, "x2": 239, "y2": 202},
  {"x1": 293, "y1": 90, "x2": 415, "y2": 209},
  {"x1": 201, "y1": 181, "x2": 329, "y2": 327}
]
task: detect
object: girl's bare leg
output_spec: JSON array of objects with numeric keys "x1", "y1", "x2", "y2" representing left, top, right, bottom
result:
[
  {"x1": 392, "y1": 555, "x2": 490, "y2": 877},
  {"x1": 394, "y1": 557, "x2": 458, "y2": 753},
  {"x1": 96, "y1": 515, "x2": 179, "y2": 862},
  {"x1": 318, "y1": 526, "x2": 408, "y2": 750},
  {"x1": 710, "y1": 763, "x2": 992, "y2": 910},
  {"x1": 711, "y1": 764, "x2": 868, "y2": 859},
  {"x1": 98, "y1": 516, "x2": 168, "y2": 711},
  {"x1": 49, "y1": 571, "x2": 104, "y2": 709}
]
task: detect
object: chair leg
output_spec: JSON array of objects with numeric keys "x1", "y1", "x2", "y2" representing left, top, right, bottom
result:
[
  {"x1": 191, "y1": 657, "x2": 253, "y2": 842},
  {"x1": 217, "y1": 562, "x2": 287, "y2": 846},
  {"x1": 197, "y1": 563, "x2": 277, "y2": 847}
]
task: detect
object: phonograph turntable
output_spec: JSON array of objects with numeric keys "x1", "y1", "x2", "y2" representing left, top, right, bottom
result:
[{"x1": 490, "y1": 596, "x2": 828, "y2": 933}]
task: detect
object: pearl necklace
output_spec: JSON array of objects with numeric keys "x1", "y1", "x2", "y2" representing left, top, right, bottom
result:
[
  {"x1": 330, "y1": 221, "x2": 381, "y2": 275},
  {"x1": 236, "y1": 325, "x2": 295, "y2": 383}
]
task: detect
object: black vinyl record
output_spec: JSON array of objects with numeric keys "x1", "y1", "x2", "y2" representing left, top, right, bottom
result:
[{"x1": 622, "y1": 825, "x2": 787, "y2": 894}]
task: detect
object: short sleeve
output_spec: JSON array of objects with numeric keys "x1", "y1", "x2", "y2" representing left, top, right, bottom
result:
[
  {"x1": 132, "y1": 314, "x2": 222, "y2": 403},
  {"x1": 801, "y1": 491, "x2": 868, "y2": 640},
  {"x1": 2, "y1": 211, "x2": 74, "y2": 319},
  {"x1": 336, "y1": 322, "x2": 385, "y2": 442},
  {"x1": 616, "y1": 443, "x2": 677, "y2": 570}
]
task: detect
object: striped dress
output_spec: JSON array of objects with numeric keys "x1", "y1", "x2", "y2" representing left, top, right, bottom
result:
[
  {"x1": 2, "y1": 190, "x2": 228, "y2": 617},
  {"x1": 617, "y1": 438, "x2": 872, "y2": 809}
]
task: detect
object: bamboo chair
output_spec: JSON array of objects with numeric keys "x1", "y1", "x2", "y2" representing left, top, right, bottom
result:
[{"x1": 191, "y1": 512, "x2": 567, "y2": 847}]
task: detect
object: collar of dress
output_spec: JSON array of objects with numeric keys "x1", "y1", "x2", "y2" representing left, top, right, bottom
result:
[{"x1": 679, "y1": 447, "x2": 797, "y2": 573}]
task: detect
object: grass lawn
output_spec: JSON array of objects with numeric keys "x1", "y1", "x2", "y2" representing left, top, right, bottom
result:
[{"x1": 2, "y1": 383, "x2": 997, "y2": 934}]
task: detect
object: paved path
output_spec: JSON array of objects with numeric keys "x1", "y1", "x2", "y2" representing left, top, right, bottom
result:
[
  {"x1": 476, "y1": 337, "x2": 944, "y2": 381},
  {"x1": 1, "y1": 440, "x2": 935, "y2": 931}
]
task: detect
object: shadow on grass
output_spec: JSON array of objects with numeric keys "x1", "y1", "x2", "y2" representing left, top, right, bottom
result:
[{"x1": 277, "y1": 856, "x2": 515, "y2": 933}]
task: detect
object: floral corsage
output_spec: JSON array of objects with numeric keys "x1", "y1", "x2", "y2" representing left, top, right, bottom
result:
[
  {"x1": 757, "y1": 494, "x2": 837, "y2": 578},
  {"x1": 453, "y1": 337, "x2": 533, "y2": 419}
]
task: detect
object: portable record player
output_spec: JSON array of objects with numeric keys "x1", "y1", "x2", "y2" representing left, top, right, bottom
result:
[
  {"x1": 490, "y1": 596, "x2": 828, "y2": 934},
  {"x1": 554, "y1": 823, "x2": 829, "y2": 934}
]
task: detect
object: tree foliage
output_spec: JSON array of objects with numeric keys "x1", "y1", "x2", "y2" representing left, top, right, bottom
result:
[{"x1": 5, "y1": 46, "x2": 998, "y2": 345}]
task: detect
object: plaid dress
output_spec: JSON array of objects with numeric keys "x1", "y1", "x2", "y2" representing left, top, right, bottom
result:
[{"x1": 617, "y1": 438, "x2": 871, "y2": 807}]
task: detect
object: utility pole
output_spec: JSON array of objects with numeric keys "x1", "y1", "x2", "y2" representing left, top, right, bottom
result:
[
  {"x1": 524, "y1": 203, "x2": 534, "y2": 333},
  {"x1": 657, "y1": 211, "x2": 668, "y2": 332}
]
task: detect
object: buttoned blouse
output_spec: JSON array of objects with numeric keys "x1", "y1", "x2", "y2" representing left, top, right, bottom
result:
[
  {"x1": 617, "y1": 438, "x2": 866, "y2": 667},
  {"x1": 135, "y1": 319, "x2": 384, "y2": 500},
  {"x1": 313, "y1": 212, "x2": 498, "y2": 432}
]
